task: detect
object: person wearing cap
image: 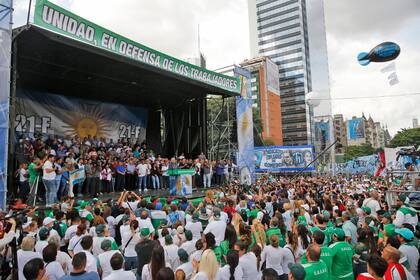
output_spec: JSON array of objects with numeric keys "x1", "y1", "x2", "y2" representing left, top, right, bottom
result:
[
  {"x1": 174, "y1": 226, "x2": 186, "y2": 246},
  {"x1": 329, "y1": 228, "x2": 354, "y2": 280},
  {"x1": 203, "y1": 208, "x2": 226, "y2": 246},
  {"x1": 180, "y1": 230, "x2": 195, "y2": 255},
  {"x1": 356, "y1": 254, "x2": 388, "y2": 280},
  {"x1": 163, "y1": 235, "x2": 179, "y2": 270},
  {"x1": 35, "y1": 227, "x2": 50, "y2": 253},
  {"x1": 362, "y1": 191, "x2": 381, "y2": 218},
  {"x1": 92, "y1": 224, "x2": 118, "y2": 257},
  {"x1": 18, "y1": 237, "x2": 42, "y2": 280},
  {"x1": 301, "y1": 244, "x2": 329, "y2": 280},
  {"x1": 176, "y1": 248, "x2": 193, "y2": 280},
  {"x1": 185, "y1": 212, "x2": 203, "y2": 241},
  {"x1": 352, "y1": 242, "x2": 370, "y2": 278},
  {"x1": 288, "y1": 263, "x2": 306, "y2": 280},
  {"x1": 301, "y1": 230, "x2": 333, "y2": 277},
  {"x1": 135, "y1": 227, "x2": 156, "y2": 279},
  {"x1": 98, "y1": 240, "x2": 122, "y2": 279},
  {"x1": 395, "y1": 228, "x2": 419, "y2": 279},
  {"x1": 38, "y1": 217, "x2": 60, "y2": 241},
  {"x1": 393, "y1": 194, "x2": 418, "y2": 228}
]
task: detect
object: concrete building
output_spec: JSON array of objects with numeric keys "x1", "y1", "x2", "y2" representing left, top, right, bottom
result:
[
  {"x1": 413, "y1": 118, "x2": 419, "y2": 128},
  {"x1": 344, "y1": 114, "x2": 388, "y2": 148},
  {"x1": 240, "y1": 57, "x2": 283, "y2": 145}
]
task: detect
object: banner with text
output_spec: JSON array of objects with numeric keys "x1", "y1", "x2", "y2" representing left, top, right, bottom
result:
[
  {"x1": 34, "y1": 0, "x2": 240, "y2": 94},
  {"x1": 254, "y1": 145, "x2": 315, "y2": 172},
  {"x1": 15, "y1": 90, "x2": 148, "y2": 142}
]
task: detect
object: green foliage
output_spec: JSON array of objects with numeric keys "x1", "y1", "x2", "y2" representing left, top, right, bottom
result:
[
  {"x1": 344, "y1": 143, "x2": 375, "y2": 161},
  {"x1": 388, "y1": 128, "x2": 420, "y2": 148}
]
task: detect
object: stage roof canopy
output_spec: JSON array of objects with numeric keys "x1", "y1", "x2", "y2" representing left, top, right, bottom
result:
[{"x1": 14, "y1": 24, "x2": 237, "y2": 110}]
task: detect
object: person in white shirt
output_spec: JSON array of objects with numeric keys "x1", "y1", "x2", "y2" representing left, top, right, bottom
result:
[
  {"x1": 235, "y1": 240, "x2": 258, "y2": 280},
  {"x1": 39, "y1": 217, "x2": 60, "y2": 241},
  {"x1": 42, "y1": 154, "x2": 57, "y2": 206},
  {"x1": 92, "y1": 225, "x2": 118, "y2": 257},
  {"x1": 181, "y1": 230, "x2": 196, "y2": 255},
  {"x1": 176, "y1": 249, "x2": 193, "y2": 280},
  {"x1": 219, "y1": 250, "x2": 243, "y2": 280},
  {"x1": 396, "y1": 228, "x2": 419, "y2": 280},
  {"x1": 191, "y1": 249, "x2": 220, "y2": 280},
  {"x1": 79, "y1": 236, "x2": 99, "y2": 273},
  {"x1": 261, "y1": 235, "x2": 286, "y2": 277},
  {"x1": 282, "y1": 203, "x2": 293, "y2": 232},
  {"x1": 48, "y1": 235, "x2": 72, "y2": 275},
  {"x1": 203, "y1": 209, "x2": 226, "y2": 246},
  {"x1": 362, "y1": 191, "x2": 381, "y2": 218},
  {"x1": 68, "y1": 224, "x2": 87, "y2": 257},
  {"x1": 98, "y1": 240, "x2": 122, "y2": 279},
  {"x1": 136, "y1": 160, "x2": 148, "y2": 191},
  {"x1": 163, "y1": 235, "x2": 179, "y2": 270},
  {"x1": 18, "y1": 237, "x2": 41, "y2": 280},
  {"x1": 137, "y1": 211, "x2": 155, "y2": 234},
  {"x1": 141, "y1": 245, "x2": 169, "y2": 280},
  {"x1": 42, "y1": 244, "x2": 65, "y2": 280},
  {"x1": 35, "y1": 227, "x2": 50, "y2": 253},
  {"x1": 121, "y1": 220, "x2": 141, "y2": 270},
  {"x1": 185, "y1": 213, "x2": 203, "y2": 241},
  {"x1": 64, "y1": 216, "x2": 81, "y2": 244}
]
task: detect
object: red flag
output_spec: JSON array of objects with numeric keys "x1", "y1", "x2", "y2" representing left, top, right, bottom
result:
[{"x1": 375, "y1": 151, "x2": 385, "y2": 177}]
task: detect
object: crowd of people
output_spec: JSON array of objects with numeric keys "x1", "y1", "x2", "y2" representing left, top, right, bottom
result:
[
  {"x1": 14, "y1": 135, "x2": 236, "y2": 205},
  {"x1": 1, "y1": 173, "x2": 418, "y2": 280}
]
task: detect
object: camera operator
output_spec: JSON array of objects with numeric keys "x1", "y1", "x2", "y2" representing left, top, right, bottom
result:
[
  {"x1": 0, "y1": 218, "x2": 17, "y2": 251},
  {"x1": 0, "y1": 218, "x2": 17, "y2": 278}
]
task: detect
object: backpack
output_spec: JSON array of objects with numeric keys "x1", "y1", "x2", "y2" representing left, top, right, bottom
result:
[{"x1": 53, "y1": 221, "x2": 65, "y2": 238}]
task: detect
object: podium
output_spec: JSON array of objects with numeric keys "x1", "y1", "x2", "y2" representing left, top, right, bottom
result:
[{"x1": 167, "y1": 169, "x2": 195, "y2": 196}]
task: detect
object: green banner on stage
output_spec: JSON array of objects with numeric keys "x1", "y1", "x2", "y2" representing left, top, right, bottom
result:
[
  {"x1": 167, "y1": 169, "x2": 195, "y2": 176},
  {"x1": 33, "y1": 0, "x2": 240, "y2": 94}
]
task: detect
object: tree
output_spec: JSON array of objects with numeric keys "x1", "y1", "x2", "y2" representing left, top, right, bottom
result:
[
  {"x1": 344, "y1": 143, "x2": 375, "y2": 161},
  {"x1": 388, "y1": 128, "x2": 420, "y2": 148}
]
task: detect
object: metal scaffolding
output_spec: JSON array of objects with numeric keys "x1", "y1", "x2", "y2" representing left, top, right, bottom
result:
[{"x1": 207, "y1": 95, "x2": 237, "y2": 161}]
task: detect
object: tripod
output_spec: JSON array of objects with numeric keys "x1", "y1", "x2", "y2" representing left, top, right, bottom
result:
[{"x1": 27, "y1": 176, "x2": 41, "y2": 207}]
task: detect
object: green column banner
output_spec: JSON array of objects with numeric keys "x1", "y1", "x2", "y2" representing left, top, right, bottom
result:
[{"x1": 33, "y1": 0, "x2": 240, "y2": 94}]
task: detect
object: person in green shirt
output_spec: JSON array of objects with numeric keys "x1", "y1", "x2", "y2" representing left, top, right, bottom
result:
[
  {"x1": 301, "y1": 230, "x2": 333, "y2": 277},
  {"x1": 28, "y1": 157, "x2": 42, "y2": 186},
  {"x1": 265, "y1": 217, "x2": 286, "y2": 247},
  {"x1": 329, "y1": 228, "x2": 354, "y2": 280},
  {"x1": 302, "y1": 244, "x2": 329, "y2": 280}
]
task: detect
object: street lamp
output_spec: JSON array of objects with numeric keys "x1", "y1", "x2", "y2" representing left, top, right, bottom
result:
[{"x1": 306, "y1": 91, "x2": 336, "y2": 176}]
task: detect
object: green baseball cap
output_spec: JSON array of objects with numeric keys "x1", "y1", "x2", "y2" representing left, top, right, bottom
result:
[
  {"x1": 353, "y1": 242, "x2": 369, "y2": 262},
  {"x1": 333, "y1": 228, "x2": 345, "y2": 239},
  {"x1": 101, "y1": 239, "x2": 112, "y2": 250},
  {"x1": 362, "y1": 206, "x2": 371, "y2": 215},
  {"x1": 185, "y1": 230, "x2": 193, "y2": 240},
  {"x1": 96, "y1": 224, "x2": 106, "y2": 235},
  {"x1": 288, "y1": 263, "x2": 306, "y2": 280},
  {"x1": 397, "y1": 194, "x2": 409, "y2": 205},
  {"x1": 140, "y1": 227, "x2": 151, "y2": 237},
  {"x1": 335, "y1": 217, "x2": 343, "y2": 227},
  {"x1": 192, "y1": 212, "x2": 199, "y2": 221}
]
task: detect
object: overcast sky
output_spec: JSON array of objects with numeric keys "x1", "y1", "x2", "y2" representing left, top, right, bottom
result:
[{"x1": 13, "y1": 0, "x2": 420, "y2": 135}]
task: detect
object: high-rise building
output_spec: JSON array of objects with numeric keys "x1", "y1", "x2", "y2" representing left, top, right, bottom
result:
[
  {"x1": 240, "y1": 57, "x2": 283, "y2": 145},
  {"x1": 413, "y1": 118, "x2": 419, "y2": 128},
  {"x1": 248, "y1": 0, "x2": 330, "y2": 146},
  {"x1": 333, "y1": 114, "x2": 347, "y2": 153}
]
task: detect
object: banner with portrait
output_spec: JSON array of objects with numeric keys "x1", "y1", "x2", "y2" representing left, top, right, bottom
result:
[
  {"x1": 348, "y1": 118, "x2": 365, "y2": 140},
  {"x1": 15, "y1": 89, "x2": 148, "y2": 142},
  {"x1": 254, "y1": 145, "x2": 315, "y2": 172}
]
